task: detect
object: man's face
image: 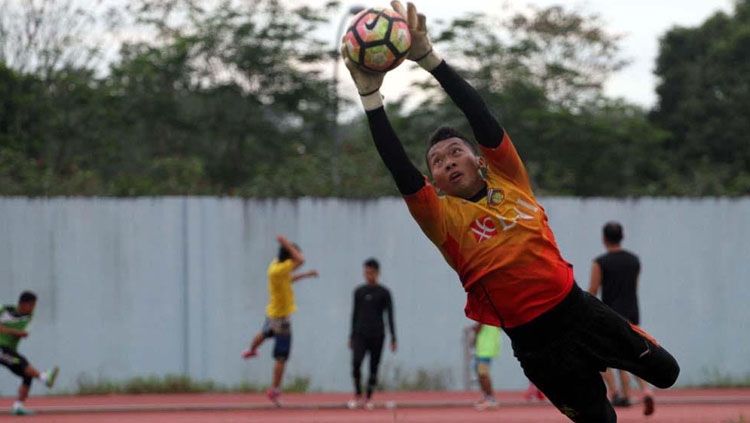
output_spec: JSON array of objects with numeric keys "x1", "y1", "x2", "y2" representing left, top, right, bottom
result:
[
  {"x1": 427, "y1": 138, "x2": 486, "y2": 198},
  {"x1": 18, "y1": 301, "x2": 35, "y2": 315},
  {"x1": 364, "y1": 266, "x2": 379, "y2": 284}
]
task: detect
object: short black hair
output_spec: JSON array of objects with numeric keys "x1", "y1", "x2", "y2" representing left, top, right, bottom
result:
[
  {"x1": 278, "y1": 243, "x2": 300, "y2": 261},
  {"x1": 427, "y1": 126, "x2": 478, "y2": 155},
  {"x1": 603, "y1": 222, "x2": 623, "y2": 244},
  {"x1": 363, "y1": 258, "x2": 380, "y2": 271},
  {"x1": 19, "y1": 291, "x2": 37, "y2": 304},
  {"x1": 425, "y1": 127, "x2": 479, "y2": 173}
]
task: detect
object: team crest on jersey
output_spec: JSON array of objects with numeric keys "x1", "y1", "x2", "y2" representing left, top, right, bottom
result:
[
  {"x1": 487, "y1": 188, "x2": 504, "y2": 206},
  {"x1": 469, "y1": 215, "x2": 497, "y2": 242}
]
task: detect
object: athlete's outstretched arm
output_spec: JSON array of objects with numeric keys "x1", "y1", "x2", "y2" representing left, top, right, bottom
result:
[
  {"x1": 430, "y1": 62, "x2": 504, "y2": 148},
  {"x1": 340, "y1": 45, "x2": 425, "y2": 195},
  {"x1": 366, "y1": 108, "x2": 425, "y2": 195},
  {"x1": 391, "y1": 1, "x2": 503, "y2": 148},
  {"x1": 588, "y1": 261, "x2": 602, "y2": 296},
  {"x1": 385, "y1": 290, "x2": 397, "y2": 351},
  {"x1": 349, "y1": 290, "x2": 359, "y2": 345},
  {"x1": 292, "y1": 269, "x2": 318, "y2": 283},
  {"x1": 277, "y1": 235, "x2": 305, "y2": 270}
]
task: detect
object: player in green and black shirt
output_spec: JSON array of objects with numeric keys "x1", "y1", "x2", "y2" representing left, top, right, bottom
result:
[{"x1": 1, "y1": 291, "x2": 59, "y2": 415}]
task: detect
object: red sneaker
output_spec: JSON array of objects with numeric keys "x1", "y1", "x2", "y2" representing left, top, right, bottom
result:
[
  {"x1": 267, "y1": 388, "x2": 281, "y2": 406},
  {"x1": 643, "y1": 394, "x2": 655, "y2": 416}
]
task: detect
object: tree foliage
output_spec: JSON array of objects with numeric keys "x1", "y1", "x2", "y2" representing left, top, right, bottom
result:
[
  {"x1": 651, "y1": 0, "x2": 750, "y2": 195},
  {"x1": 0, "y1": 1, "x2": 746, "y2": 197}
]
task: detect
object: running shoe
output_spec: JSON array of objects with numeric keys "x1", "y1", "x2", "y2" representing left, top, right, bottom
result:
[
  {"x1": 474, "y1": 397, "x2": 498, "y2": 411},
  {"x1": 266, "y1": 387, "x2": 281, "y2": 406},
  {"x1": 11, "y1": 404, "x2": 34, "y2": 416},
  {"x1": 45, "y1": 366, "x2": 60, "y2": 388},
  {"x1": 643, "y1": 394, "x2": 655, "y2": 416}
]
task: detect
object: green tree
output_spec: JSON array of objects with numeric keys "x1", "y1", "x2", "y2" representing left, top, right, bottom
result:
[
  {"x1": 651, "y1": 0, "x2": 750, "y2": 195},
  {"x1": 376, "y1": 7, "x2": 667, "y2": 196}
]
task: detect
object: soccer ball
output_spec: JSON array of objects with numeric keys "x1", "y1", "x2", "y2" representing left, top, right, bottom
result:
[{"x1": 343, "y1": 8, "x2": 411, "y2": 73}]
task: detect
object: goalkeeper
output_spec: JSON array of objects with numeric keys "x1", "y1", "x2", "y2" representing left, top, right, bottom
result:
[{"x1": 340, "y1": 2, "x2": 679, "y2": 422}]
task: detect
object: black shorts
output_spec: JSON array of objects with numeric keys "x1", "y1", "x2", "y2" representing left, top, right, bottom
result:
[
  {"x1": 0, "y1": 346, "x2": 32, "y2": 386},
  {"x1": 611, "y1": 307, "x2": 639, "y2": 326},
  {"x1": 261, "y1": 317, "x2": 292, "y2": 361},
  {"x1": 506, "y1": 284, "x2": 679, "y2": 423}
]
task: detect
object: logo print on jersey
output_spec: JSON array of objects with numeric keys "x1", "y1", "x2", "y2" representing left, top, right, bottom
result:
[
  {"x1": 470, "y1": 216, "x2": 498, "y2": 242},
  {"x1": 487, "y1": 188, "x2": 504, "y2": 206}
]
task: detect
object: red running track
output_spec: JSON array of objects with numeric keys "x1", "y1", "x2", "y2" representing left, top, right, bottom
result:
[{"x1": 1, "y1": 389, "x2": 748, "y2": 422}]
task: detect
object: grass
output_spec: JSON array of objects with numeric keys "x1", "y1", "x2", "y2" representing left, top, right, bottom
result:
[
  {"x1": 690, "y1": 368, "x2": 750, "y2": 388},
  {"x1": 72, "y1": 374, "x2": 311, "y2": 395},
  {"x1": 380, "y1": 365, "x2": 453, "y2": 391}
]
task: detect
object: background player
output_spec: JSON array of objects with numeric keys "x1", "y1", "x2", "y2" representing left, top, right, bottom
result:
[
  {"x1": 0, "y1": 291, "x2": 59, "y2": 415},
  {"x1": 471, "y1": 323, "x2": 500, "y2": 410},
  {"x1": 588, "y1": 221, "x2": 655, "y2": 415},
  {"x1": 348, "y1": 258, "x2": 396, "y2": 410},
  {"x1": 241, "y1": 236, "x2": 318, "y2": 405}
]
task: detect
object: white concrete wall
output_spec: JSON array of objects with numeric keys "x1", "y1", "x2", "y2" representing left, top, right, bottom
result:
[{"x1": 0, "y1": 197, "x2": 748, "y2": 394}]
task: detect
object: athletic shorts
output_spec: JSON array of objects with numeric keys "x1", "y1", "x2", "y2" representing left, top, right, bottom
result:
[
  {"x1": 474, "y1": 356, "x2": 492, "y2": 376},
  {"x1": 0, "y1": 346, "x2": 32, "y2": 386},
  {"x1": 505, "y1": 284, "x2": 679, "y2": 422},
  {"x1": 261, "y1": 317, "x2": 292, "y2": 361}
]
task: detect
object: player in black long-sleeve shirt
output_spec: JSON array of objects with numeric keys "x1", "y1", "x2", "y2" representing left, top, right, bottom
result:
[
  {"x1": 348, "y1": 258, "x2": 396, "y2": 409},
  {"x1": 341, "y1": 2, "x2": 679, "y2": 421}
]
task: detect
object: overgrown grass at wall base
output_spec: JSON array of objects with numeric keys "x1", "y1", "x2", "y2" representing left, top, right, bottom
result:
[
  {"x1": 73, "y1": 374, "x2": 310, "y2": 395},
  {"x1": 380, "y1": 365, "x2": 453, "y2": 391},
  {"x1": 694, "y1": 368, "x2": 750, "y2": 388}
]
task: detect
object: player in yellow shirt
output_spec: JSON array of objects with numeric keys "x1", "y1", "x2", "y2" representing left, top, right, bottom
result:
[{"x1": 242, "y1": 235, "x2": 318, "y2": 405}]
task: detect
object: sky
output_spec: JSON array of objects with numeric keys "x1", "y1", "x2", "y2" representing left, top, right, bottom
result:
[
  {"x1": 49, "y1": 0, "x2": 734, "y2": 108},
  {"x1": 315, "y1": 0, "x2": 734, "y2": 108}
]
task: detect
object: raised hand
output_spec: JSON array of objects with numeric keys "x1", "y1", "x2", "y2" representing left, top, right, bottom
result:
[
  {"x1": 340, "y1": 44, "x2": 385, "y2": 96},
  {"x1": 390, "y1": 1, "x2": 433, "y2": 62}
]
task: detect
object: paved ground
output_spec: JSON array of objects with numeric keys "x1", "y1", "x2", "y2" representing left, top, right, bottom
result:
[{"x1": 1, "y1": 388, "x2": 748, "y2": 422}]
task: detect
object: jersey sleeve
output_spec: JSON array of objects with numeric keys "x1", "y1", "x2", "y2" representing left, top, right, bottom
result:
[
  {"x1": 268, "y1": 259, "x2": 295, "y2": 279},
  {"x1": 479, "y1": 132, "x2": 533, "y2": 193},
  {"x1": 403, "y1": 180, "x2": 447, "y2": 245}
]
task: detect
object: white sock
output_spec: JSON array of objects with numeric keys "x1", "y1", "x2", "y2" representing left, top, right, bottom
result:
[{"x1": 12, "y1": 401, "x2": 24, "y2": 410}]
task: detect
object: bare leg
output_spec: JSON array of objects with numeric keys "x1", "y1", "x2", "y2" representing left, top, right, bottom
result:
[
  {"x1": 272, "y1": 359, "x2": 286, "y2": 390},
  {"x1": 634, "y1": 374, "x2": 655, "y2": 415},
  {"x1": 478, "y1": 374, "x2": 493, "y2": 398},
  {"x1": 23, "y1": 365, "x2": 40, "y2": 379},
  {"x1": 601, "y1": 370, "x2": 618, "y2": 399},
  {"x1": 18, "y1": 384, "x2": 29, "y2": 402},
  {"x1": 619, "y1": 370, "x2": 632, "y2": 399},
  {"x1": 242, "y1": 332, "x2": 267, "y2": 359},
  {"x1": 250, "y1": 332, "x2": 266, "y2": 353},
  {"x1": 17, "y1": 365, "x2": 42, "y2": 401},
  {"x1": 635, "y1": 375, "x2": 652, "y2": 394}
]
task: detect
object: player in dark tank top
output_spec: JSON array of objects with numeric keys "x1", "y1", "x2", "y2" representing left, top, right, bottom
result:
[
  {"x1": 588, "y1": 221, "x2": 655, "y2": 416},
  {"x1": 596, "y1": 247, "x2": 641, "y2": 324}
]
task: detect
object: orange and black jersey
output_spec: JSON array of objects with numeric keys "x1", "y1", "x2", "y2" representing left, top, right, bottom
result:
[{"x1": 365, "y1": 61, "x2": 573, "y2": 328}]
